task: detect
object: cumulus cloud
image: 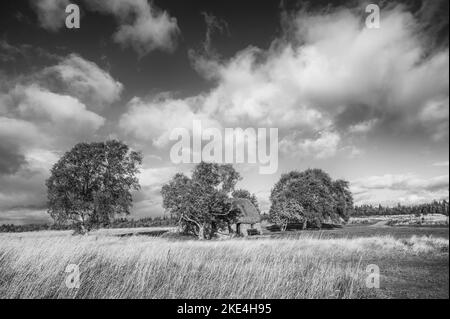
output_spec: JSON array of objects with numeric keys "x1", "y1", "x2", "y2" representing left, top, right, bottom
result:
[
  {"x1": 30, "y1": 0, "x2": 70, "y2": 32},
  {"x1": 119, "y1": 95, "x2": 220, "y2": 148},
  {"x1": 0, "y1": 117, "x2": 45, "y2": 149},
  {"x1": 348, "y1": 119, "x2": 379, "y2": 134},
  {"x1": 280, "y1": 131, "x2": 341, "y2": 159},
  {"x1": 116, "y1": 4, "x2": 448, "y2": 164},
  {"x1": 16, "y1": 85, "x2": 104, "y2": 132},
  {"x1": 190, "y1": 4, "x2": 448, "y2": 147},
  {"x1": 30, "y1": 0, "x2": 179, "y2": 55},
  {"x1": 351, "y1": 173, "x2": 449, "y2": 205},
  {"x1": 117, "y1": 3, "x2": 446, "y2": 162},
  {"x1": 84, "y1": 0, "x2": 179, "y2": 56},
  {"x1": 41, "y1": 54, "x2": 123, "y2": 109},
  {"x1": 418, "y1": 97, "x2": 449, "y2": 141},
  {"x1": 0, "y1": 55, "x2": 117, "y2": 197},
  {"x1": 1, "y1": 53, "x2": 120, "y2": 144}
]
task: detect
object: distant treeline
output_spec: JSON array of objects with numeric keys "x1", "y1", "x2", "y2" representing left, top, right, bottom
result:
[
  {"x1": 3, "y1": 201, "x2": 449, "y2": 233},
  {"x1": 0, "y1": 216, "x2": 178, "y2": 233},
  {"x1": 353, "y1": 200, "x2": 449, "y2": 217}
]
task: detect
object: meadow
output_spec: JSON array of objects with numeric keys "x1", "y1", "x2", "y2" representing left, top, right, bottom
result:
[
  {"x1": 349, "y1": 214, "x2": 449, "y2": 227},
  {"x1": 0, "y1": 224, "x2": 448, "y2": 299}
]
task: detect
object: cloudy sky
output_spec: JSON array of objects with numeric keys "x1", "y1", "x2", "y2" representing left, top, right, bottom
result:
[{"x1": 0, "y1": 0, "x2": 448, "y2": 224}]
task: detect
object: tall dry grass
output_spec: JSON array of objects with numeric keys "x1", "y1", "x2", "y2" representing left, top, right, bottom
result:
[{"x1": 0, "y1": 231, "x2": 447, "y2": 299}]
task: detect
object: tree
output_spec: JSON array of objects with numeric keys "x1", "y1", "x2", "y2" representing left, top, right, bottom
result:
[
  {"x1": 353, "y1": 200, "x2": 450, "y2": 217},
  {"x1": 270, "y1": 196, "x2": 304, "y2": 231},
  {"x1": 332, "y1": 179, "x2": 354, "y2": 222},
  {"x1": 232, "y1": 189, "x2": 261, "y2": 214},
  {"x1": 46, "y1": 140, "x2": 142, "y2": 234},
  {"x1": 269, "y1": 169, "x2": 353, "y2": 229},
  {"x1": 161, "y1": 162, "x2": 242, "y2": 239}
]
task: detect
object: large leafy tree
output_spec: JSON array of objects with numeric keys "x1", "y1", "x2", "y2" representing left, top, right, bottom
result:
[
  {"x1": 46, "y1": 140, "x2": 142, "y2": 233},
  {"x1": 161, "y1": 162, "x2": 242, "y2": 239},
  {"x1": 332, "y1": 179, "x2": 354, "y2": 222},
  {"x1": 269, "y1": 169, "x2": 353, "y2": 229}
]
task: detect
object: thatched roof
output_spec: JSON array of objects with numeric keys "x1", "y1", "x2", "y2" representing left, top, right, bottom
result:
[{"x1": 231, "y1": 198, "x2": 261, "y2": 224}]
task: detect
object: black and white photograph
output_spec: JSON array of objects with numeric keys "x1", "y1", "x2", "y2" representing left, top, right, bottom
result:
[{"x1": 0, "y1": 0, "x2": 448, "y2": 303}]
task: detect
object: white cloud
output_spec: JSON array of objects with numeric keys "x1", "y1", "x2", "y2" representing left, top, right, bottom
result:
[
  {"x1": 199, "y1": 46, "x2": 333, "y2": 131},
  {"x1": 418, "y1": 97, "x2": 449, "y2": 141},
  {"x1": 357, "y1": 174, "x2": 449, "y2": 192},
  {"x1": 25, "y1": 149, "x2": 60, "y2": 172},
  {"x1": 280, "y1": 131, "x2": 341, "y2": 159},
  {"x1": 119, "y1": 96, "x2": 219, "y2": 148},
  {"x1": 30, "y1": 0, "x2": 180, "y2": 56},
  {"x1": 138, "y1": 167, "x2": 178, "y2": 188},
  {"x1": 190, "y1": 5, "x2": 449, "y2": 144},
  {"x1": 0, "y1": 117, "x2": 45, "y2": 148},
  {"x1": 433, "y1": 161, "x2": 449, "y2": 167},
  {"x1": 0, "y1": 53, "x2": 120, "y2": 157},
  {"x1": 118, "y1": 4, "x2": 448, "y2": 162},
  {"x1": 31, "y1": 0, "x2": 70, "y2": 32},
  {"x1": 42, "y1": 54, "x2": 123, "y2": 109},
  {"x1": 85, "y1": 0, "x2": 179, "y2": 56},
  {"x1": 351, "y1": 173, "x2": 449, "y2": 206},
  {"x1": 15, "y1": 85, "x2": 105, "y2": 136},
  {"x1": 348, "y1": 119, "x2": 379, "y2": 134}
]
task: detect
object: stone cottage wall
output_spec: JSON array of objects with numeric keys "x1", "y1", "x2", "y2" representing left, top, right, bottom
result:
[{"x1": 238, "y1": 223, "x2": 262, "y2": 236}]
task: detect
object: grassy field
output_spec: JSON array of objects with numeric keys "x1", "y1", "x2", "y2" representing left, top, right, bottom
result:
[
  {"x1": 0, "y1": 224, "x2": 448, "y2": 299},
  {"x1": 349, "y1": 214, "x2": 449, "y2": 227},
  {"x1": 268, "y1": 224, "x2": 450, "y2": 240}
]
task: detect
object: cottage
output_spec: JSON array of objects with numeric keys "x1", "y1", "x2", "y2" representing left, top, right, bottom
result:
[{"x1": 230, "y1": 198, "x2": 262, "y2": 236}]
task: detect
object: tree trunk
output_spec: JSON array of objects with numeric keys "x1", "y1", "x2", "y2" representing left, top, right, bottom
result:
[
  {"x1": 73, "y1": 214, "x2": 89, "y2": 235},
  {"x1": 227, "y1": 223, "x2": 234, "y2": 235},
  {"x1": 181, "y1": 215, "x2": 205, "y2": 239},
  {"x1": 197, "y1": 225, "x2": 206, "y2": 240},
  {"x1": 80, "y1": 223, "x2": 88, "y2": 235},
  {"x1": 209, "y1": 222, "x2": 217, "y2": 239},
  {"x1": 302, "y1": 220, "x2": 307, "y2": 230}
]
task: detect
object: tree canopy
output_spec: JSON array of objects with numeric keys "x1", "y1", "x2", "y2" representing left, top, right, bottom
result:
[
  {"x1": 269, "y1": 169, "x2": 353, "y2": 229},
  {"x1": 162, "y1": 162, "x2": 252, "y2": 239},
  {"x1": 46, "y1": 140, "x2": 142, "y2": 233}
]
